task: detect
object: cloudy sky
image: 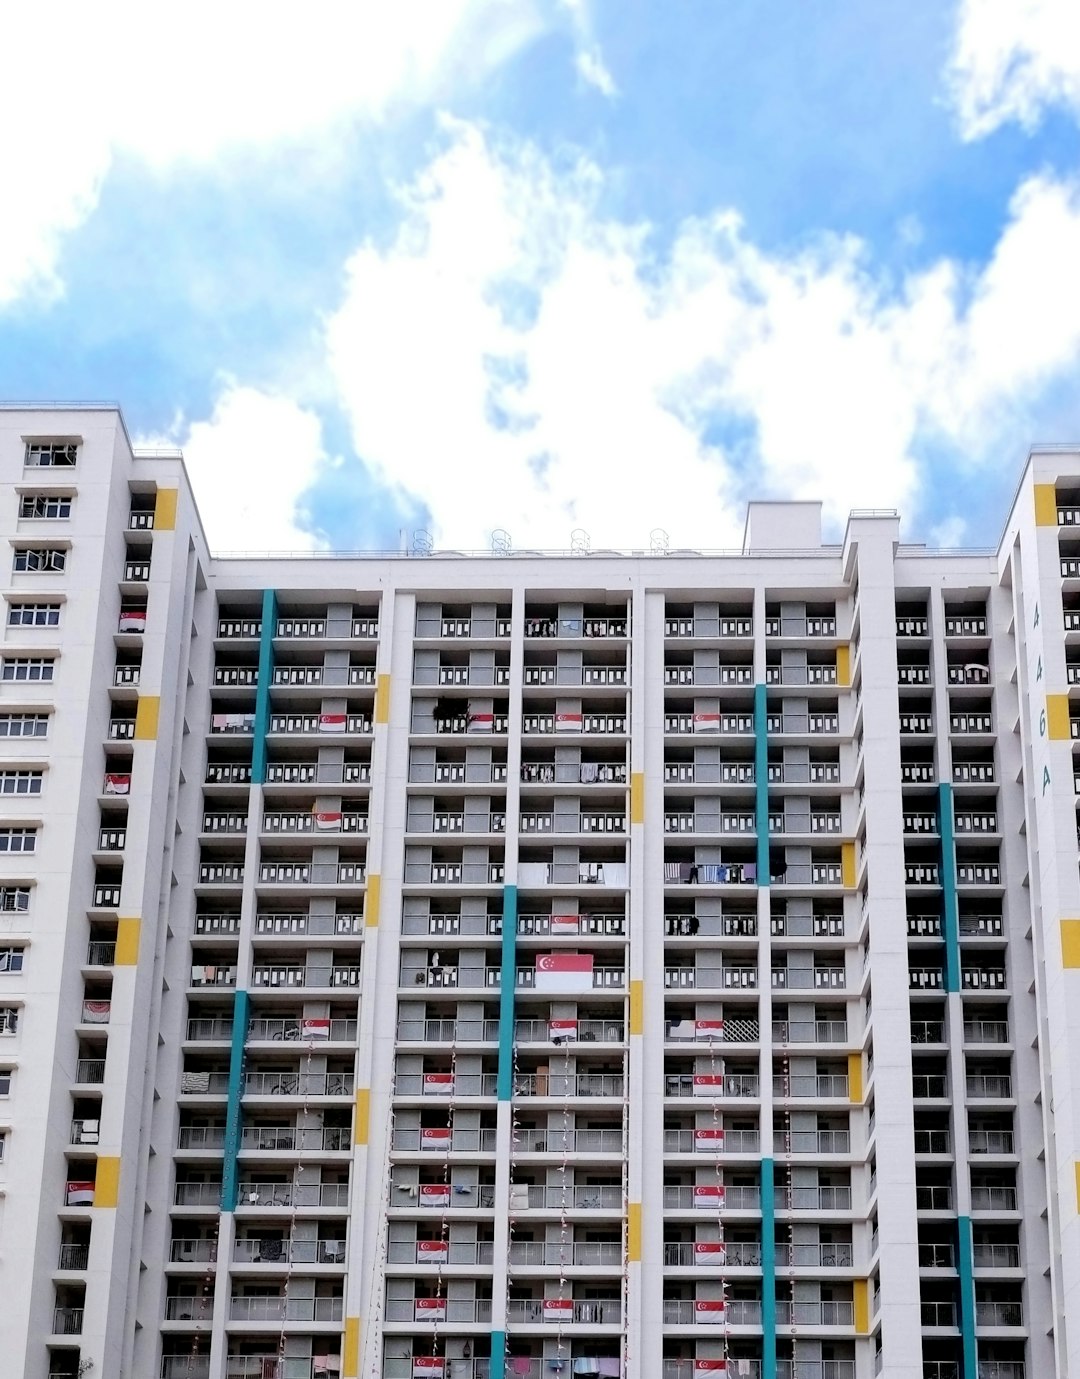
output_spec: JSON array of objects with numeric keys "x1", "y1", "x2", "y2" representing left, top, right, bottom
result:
[{"x1": 2, "y1": 0, "x2": 1079, "y2": 553}]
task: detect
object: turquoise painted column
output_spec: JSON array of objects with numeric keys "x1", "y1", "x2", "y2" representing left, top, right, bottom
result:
[
  {"x1": 492, "y1": 885, "x2": 517, "y2": 1379},
  {"x1": 760, "y1": 1157, "x2": 776, "y2": 1379},
  {"x1": 496, "y1": 885, "x2": 518, "y2": 1101},
  {"x1": 957, "y1": 1216, "x2": 978, "y2": 1379},
  {"x1": 220, "y1": 989, "x2": 249, "y2": 1211},
  {"x1": 754, "y1": 685, "x2": 770, "y2": 883},
  {"x1": 938, "y1": 783, "x2": 961, "y2": 991},
  {"x1": 754, "y1": 684, "x2": 777, "y2": 1379},
  {"x1": 251, "y1": 589, "x2": 277, "y2": 784}
]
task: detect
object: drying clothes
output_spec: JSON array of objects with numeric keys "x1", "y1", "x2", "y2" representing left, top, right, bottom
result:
[
  {"x1": 572, "y1": 1361, "x2": 599, "y2": 1376},
  {"x1": 664, "y1": 862, "x2": 692, "y2": 882},
  {"x1": 596, "y1": 1361, "x2": 622, "y2": 1377},
  {"x1": 579, "y1": 762, "x2": 598, "y2": 783},
  {"x1": 511, "y1": 1360, "x2": 532, "y2": 1376}
]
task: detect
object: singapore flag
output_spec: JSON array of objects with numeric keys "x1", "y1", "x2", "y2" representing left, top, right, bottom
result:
[{"x1": 535, "y1": 952, "x2": 594, "y2": 993}]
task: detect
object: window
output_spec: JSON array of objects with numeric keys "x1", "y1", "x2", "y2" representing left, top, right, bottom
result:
[
  {"x1": 0, "y1": 1132, "x2": 6, "y2": 1160},
  {"x1": 0, "y1": 772, "x2": 42, "y2": 796},
  {"x1": 1, "y1": 658, "x2": 55, "y2": 682},
  {"x1": 0, "y1": 948, "x2": 23, "y2": 973},
  {"x1": 0, "y1": 714, "x2": 48, "y2": 738},
  {"x1": 18, "y1": 495, "x2": 72, "y2": 519},
  {"x1": 0, "y1": 888, "x2": 30, "y2": 912},
  {"x1": 12, "y1": 548, "x2": 66, "y2": 573},
  {"x1": 0, "y1": 830, "x2": 37, "y2": 854},
  {"x1": 0, "y1": 1070, "x2": 10, "y2": 1095},
  {"x1": 24, "y1": 441, "x2": 78, "y2": 467},
  {"x1": 7, "y1": 603, "x2": 61, "y2": 627},
  {"x1": 0, "y1": 1007, "x2": 18, "y2": 1035}
]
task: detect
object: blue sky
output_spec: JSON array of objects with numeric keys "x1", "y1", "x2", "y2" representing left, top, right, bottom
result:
[{"x1": 2, "y1": 0, "x2": 1079, "y2": 552}]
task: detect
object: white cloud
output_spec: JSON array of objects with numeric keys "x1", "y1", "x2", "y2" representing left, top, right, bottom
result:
[
  {"x1": 576, "y1": 47, "x2": 618, "y2": 97},
  {"x1": 139, "y1": 384, "x2": 332, "y2": 552},
  {"x1": 0, "y1": 0, "x2": 556, "y2": 306},
  {"x1": 323, "y1": 123, "x2": 1080, "y2": 548},
  {"x1": 947, "y1": 0, "x2": 1080, "y2": 138}
]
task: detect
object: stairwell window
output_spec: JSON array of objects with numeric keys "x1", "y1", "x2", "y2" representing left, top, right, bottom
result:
[
  {"x1": 0, "y1": 772, "x2": 43, "y2": 796},
  {"x1": 0, "y1": 1007, "x2": 19, "y2": 1035},
  {"x1": 0, "y1": 947, "x2": 24, "y2": 973},
  {"x1": 1, "y1": 658, "x2": 55, "y2": 682},
  {"x1": 0, "y1": 1071, "x2": 11, "y2": 1095},
  {"x1": 12, "y1": 548, "x2": 66, "y2": 573},
  {"x1": 0, "y1": 888, "x2": 30, "y2": 911},
  {"x1": 18, "y1": 495, "x2": 72, "y2": 520},
  {"x1": 24, "y1": 441, "x2": 78, "y2": 467},
  {"x1": 7, "y1": 603, "x2": 61, "y2": 628},
  {"x1": 0, "y1": 829, "x2": 37, "y2": 854}
]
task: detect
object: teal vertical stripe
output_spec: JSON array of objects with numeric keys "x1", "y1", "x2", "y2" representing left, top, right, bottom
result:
[
  {"x1": 221, "y1": 989, "x2": 249, "y2": 1212},
  {"x1": 761, "y1": 1156, "x2": 776, "y2": 1379},
  {"x1": 251, "y1": 589, "x2": 277, "y2": 785},
  {"x1": 957, "y1": 1215, "x2": 978, "y2": 1379},
  {"x1": 488, "y1": 1331, "x2": 507, "y2": 1379},
  {"x1": 497, "y1": 886, "x2": 518, "y2": 1100},
  {"x1": 754, "y1": 684, "x2": 770, "y2": 883},
  {"x1": 938, "y1": 783, "x2": 961, "y2": 992}
]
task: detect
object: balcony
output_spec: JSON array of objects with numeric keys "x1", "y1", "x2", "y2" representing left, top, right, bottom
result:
[
  {"x1": 766, "y1": 712, "x2": 840, "y2": 735},
  {"x1": 392, "y1": 1127, "x2": 499, "y2": 1152},
  {"x1": 262, "y1": 812, "x2": 368, "y2": 835},
  {"x1": 521, "y1": 713, "x2": 626, "y2": 735},
  {"x1": 945, "y1": 616, "x2": 987, "y2": 637},
  {"x1": 238, "y1": 1124, "x2": 351, "y2": 1153},
  {"x1": 521, "y1": 1184, "x2": 623, "y2": 1209},
  {"x1": 113, "y1": 663, "x2": 140, "y2": 686},
  {"x1": 217, "y1": 618, "x2": 262, "y2": 638},
  {"x1": 665, "y1": 811, "x2": 755, "y2": 834},
  {"x1": 394, "y1": 1071, "x2": 499, "y2": 1097},
  {"x1": 920, "y1": 1300, "x2": 957, "y2": 1326},
  {"x1": 666, "y1": 664, "x2": 753, "y2": 686},
  {"x1": 205, "y1": 763, "x2": 252, "y2": 785},
  {"x1": 107, "y1": 718, "x2": 135, "y2": 740},
  {"x1": 385, "y1": 1297, "x2": 492, "y2": 1323},
  {"x1": 509, "y1": 1240, "x2": 623, "y2": 1266},
  {"x1": 662, "y1": 1297, "x2": 761, "y2": 1324},
  {"x1": 896, "y1": 616, "x2": 929, "y2": 636},
  {"x1": 975, "y1": 1301, "x2": 1023, "y2": 1326},
  {"x1": 57, "y1": 1243, "x2": 90, "y2": 1270},
  {"x1": 238, "y1": 1181, "x2": 350, "y2": 1208},
  {"x1": 970, "y1": 1187, "x2": 1017, "y2": 1212},
  {"x1": 51, "y1": 1307, "x2": 83, "y2": 1335},
  {"x1": 213, "y1": 665, "x2": 259, "y2": 686},
  {"x1": 512, "y1": 1072, "x2": 624, "y2": 1099},
  {"x1": 85, "y1": 941, "x2": 116, "y2": 966},
  {"x1": 664, "y1": 1128, "x2": 761, "y2": 1154},
  {"x1": 664, "y1": 1240, "x2": 764, "y2": 1266},
  {"x1": 950, "y1": 714, "x2": 993, "y2": 735},
  {"x1": 664, "y1": 1074, "x2": 760, "y2": 1099},
  {"x1": 771, "y1": 967, "x2": 846, "y2": 991},
  {"x1": 966, "y1": 1075, "x2": 1012, "y2": 1098},
  {"x1": 765, "y1": 664, "x2": 838, "y2": 687},
  {"x1": 522, "y1": 664, "x2": 625, "y2": 687},
  {"x1": 268, "y1": 712, "x2": 372, "y2": 734},
  {"x1": 525, "y1": 615, "x2": 626, "y2": 638},
  {"x1": 75, "y1": 1059, "x2": 105, "y2": 1084},
  {"x1": 664, "y1": 615, "x2": 753, "y2": 638},
  {"x1": 665, "y1": 712, "x2": 754, "y2": 735},
  {"x1": 232, "y1": 1236, "x2": 348, "y2": 1265},
  {"x1": 271, "y1": 665, "x2": 375, "y2": 687},
  {"x1": 228, "y1": 1295, "x2": 344, "y2": 1323},
  {"x1": 664, "y1": 966, "x2": 757, "y2": 990},
  {"x1": 505, "y1": 1297, "x2": 621, "y2": 1324},
  {"x1": 243, "y1": 1071, "x2": 354, "y2": 1097}
]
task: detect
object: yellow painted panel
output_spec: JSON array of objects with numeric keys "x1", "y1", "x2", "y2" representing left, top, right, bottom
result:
[
  {"x1": 343, "y1": 1316, "x2": 361, "y2": 1377},
  {"x1": 375, "y1": 673, "x2": 391, "y2": 725},
  {"x1": 134, "y1": 695, "x2": 160, "y2": 741},
  {"x1": 629, "y1": 980, "x2": 644, "y2": 1036},
  {"x1": 115, "y1": 917, "x2": 141, "y2": 965},
  {"x1": 841, "y1": 841, "x2": 856, "y2": 889},
  {"x1": 355, "y1": 1089, "x2": 370, "y2": 1146},
  {"x1": 94, "y1": 1156, "x2": 121, "y2": 1208},
  {"x1": 1061, "y1": 920, "x2": 1080, "y2": 968},
  {"x1": 836, "y1": 645, "x2": 851, "y2": 688},
  {"x1": 1047, "y1": 694, "x2": 1072, "y2": 741},
  {"x1": 627, "y1": 1202, "x2": 642, "y2": 1262},
  {"x1": 1034, "y1": 483, "x2": 1058, "y2": 527},
  {"x1": 848, "y1": 1053, "x2": 863, "y2": 1103},
  {"x1": 365, "y1": 874, "x2": 381, "y2": 929},
  {"x1": 853, "y1": 1279, "x2": 869, "y2": 1335},
  {"x1": 630, "y1": 772, "x2": 645, "y2": 825},
  {"x1": 153, "y1": 487, "x2": 178, "y2": 531}
]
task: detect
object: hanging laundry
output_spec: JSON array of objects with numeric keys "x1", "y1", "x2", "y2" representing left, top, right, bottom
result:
[
  {"x1": 579, "y1": 762, "x2": 598, "y2": 784},
  {"x1": 596, "y1": 1360, "x2": 622, "y2": 1377},
  {"x1": 180, "y1": 1070, "x2": 211, "y2": 1093}
]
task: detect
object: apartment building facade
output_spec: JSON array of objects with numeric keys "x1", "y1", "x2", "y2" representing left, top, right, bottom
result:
[{"x1": 0, "y1": 404, "x2": 1078, "y2": 1379}]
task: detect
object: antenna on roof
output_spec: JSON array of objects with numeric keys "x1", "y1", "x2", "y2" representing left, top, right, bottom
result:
[
  {"x1": 650, "y1": 527, "x2": 670, "y2": 555},
  {"x1": 411, "y1": 529, "x2": 433, "y2": 557},
  {"x1": 571, "y1": 528, "x2": 590, "y2": 556},
  {"x1": 491, "y1": 529, "x2": 511, "y2": 555}
]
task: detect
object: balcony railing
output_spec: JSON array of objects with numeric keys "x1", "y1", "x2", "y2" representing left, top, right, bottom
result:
[
  {"x1": 505, "y1": 1298, "x2": 621, "y2": 1324},
  {"x1": 509, "y1": 1240, "x2": 622, "y2": 1266},
  {"x1": 52, "y1": 1307, "x2": 84, "y2": 1335}
]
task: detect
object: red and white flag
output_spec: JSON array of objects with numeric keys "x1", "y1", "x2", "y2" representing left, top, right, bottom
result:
[
  {"x1": 692, "y1": 1185, "x2": 726, "y2": 1208},
  {"x1": 419, "y1": 1185, "x2": 450, "y2": 1208},
  {"x1": 415, "y1": 1299, "x2": 446, "y2": 1322},
  {"x1": 694, "y1": 1243, "x2": 727, "y2": 1264},
  {"x1": 66, "y1": 1181, "x2": 95, "y2": 1205},
  {"x1": 118, "y1": 610, "x2": 146, "y2": 632},
  {"x1": 695, "y1": 1361, "x2": 726, "y2": 1374},
  {"x1": 466, "y1": 712, "x2": 494, "y2": 733},
  {"x1": 302, "y1": 1019, "x2": 330, "y2": 1041},
  {"x1": 692, "y1": 1075, "x2": 725, "y2": 1097},
  {"x1": 694, "y1": 1020, "x2": 724, "y2": 1039},
  {"x1": 422, "y1": 1073, "x2": 454, "y2": 1095},
  {"x1": 416, "y1": 1239, "x2": 449, "y2": 1262},
  {"x1": 549, "y1": 1019, "x2": 578, "y2": 1043},
  {"x1": 535, "y1": 952, "x2": 594, "y2": 993},
  {"x1": 550, "y1": 914, "x2": 579, "y2": 935},
  {"x1": 555, "y1": 712, "x2": 583, "y2": 732},
  {"x1": 313, "y1": 811, "x2": 342, "y2": 831},
  {"x1": 543, "y1": 1298, "x2": 574, "y2": 1320},
  {"x1": 695, "y1": 1300, "x2": 726, "y2": 1321},
  {"x1": 692, "y1": 713, "x2": 721, "y2": 733},
  {"x1": 82, "y1": 1000, "x2": 111, "y2": 1023},
  {"x1": 319, "y1": 713, "x2": 347, "y2": 733},
  {"x1": 103, "y1": 773, "x2": 130, "y2": 795},
  {"x1": 420, "y1": 1128, "x2": 452, "y2": 1150},
  {"x1": 694, "y1": 1128, "x2": 725, "y2": 1151},
  {"x1": 413, "y1": 1359, "x2": 444, "y2": 1379}
]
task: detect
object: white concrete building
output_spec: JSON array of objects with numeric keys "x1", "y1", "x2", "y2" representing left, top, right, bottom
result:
[{"x1": 0, "y1": 403, "x2": 1077, "y2": 1379}]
